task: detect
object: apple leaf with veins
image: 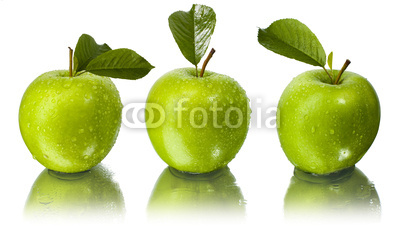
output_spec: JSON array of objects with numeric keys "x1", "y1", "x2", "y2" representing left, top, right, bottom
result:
[
  {"x1": 258, "y1": 18, "x2": 326, "y2": 67},
  {"x1": 258, "y1": 18, "x2": 352, "y2": 85},
  {"x1": 73, "y1": 34, "x2": 112, "y2": 74},
  {"x1": 72, "y1": 34, "x2": 154, "y2": 80},
  {"x1": 328, "y1": 51, "x2": 333, "y2": 71},
  {"x1": 168, "y1": 4, "x2": 216, "y2": 74},
  {"x1": 86, "y1": 48, "x2": 154, "y2": 80}
]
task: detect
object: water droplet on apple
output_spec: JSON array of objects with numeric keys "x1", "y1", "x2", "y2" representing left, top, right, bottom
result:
[
  {"x1": 77, "y1": 83, "x2": 83, "y2": 87},
  {"x1": 43, "y1": 154, "x2": 49, "y2": 159},
  {"x1": 78, "y1": 129, "x2": 84, "y2": 134},
  {"x1": 89, "y1": 126, "x2": 93, "y2": 132},
  {"x1": 72, "y1": 137, "x2": 77, "y2": 142},
  {"x1": 93, "y1": 85, "x2": 98, "y2": 89},
  {"x1": 352, "y1": 130, "x2": 356, "y2": 134},
  {"x1": 51, "y1": 99, "x2": 56, "y2": 103},
  {"x1": 38, "y1": 194, "x2": 53, "y2": 205},
  {"x1": 50, "y1": 111, "x2": 56, "y2": 118},
  {"x1": 37, "y1": 126, "x2": 40, "y2": 131},
  {"x1": 304, "y1": 115, "x2": 309, "y2": 120},
  {"x1": 329, "y1": 184, "x2": 340, "y2": 191},
  {"x1": 83, "y1": 155, "x2": 89, "y2": 160},
  {"x1": 207, "y1": 84, "x2": 213, "y2": 88},
  {"x1": 32, "y1": 155, "x2": 37, "y2": 160},
  {"x1": 27, "y1": 123, "x2": 31, "y2": 128},
  {"x1": 56, "y1": 90, "x2": 61, "y2": 94},
  {"x1": 330, "y1": 129, "x2": 335, "y2": 134},
  {"x1": 311, "y1": 126, "x2": 316, "y2": 133},
  {"x1": 63, "y1": 83, "x2": 71, "y2": 89}
]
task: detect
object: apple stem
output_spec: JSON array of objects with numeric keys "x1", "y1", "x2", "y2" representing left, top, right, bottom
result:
[
  {"x1": 334, "y1": 59, "x2": 351, "y2": 85},
  {"x1": 68, "y1": 47, "x2": 73, "y2": 77},
  {"x1": 322, "y1": 66, "x2": 333, "y2": 84},
  {"x1": 200, "y1": 48, "x2": 216, "y2": 78}
]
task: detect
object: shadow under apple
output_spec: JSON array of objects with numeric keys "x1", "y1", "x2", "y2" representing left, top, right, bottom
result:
[
  {"x1": 147, "y1": 166, "x2": 246, "y2": 224},
  {"x1": 24, "y1": 164, "x2": 125, "y2": 223},
  {"x1": 284, "y1": 166, "x2": 380, "y2": 223}
]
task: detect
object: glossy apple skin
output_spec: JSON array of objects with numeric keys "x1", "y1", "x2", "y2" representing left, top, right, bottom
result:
[
  {"x1": 284, "y1": 167, "x2": 381, "y2": 221},
  {"x1": 146, "y1": 68, "x2": 250, "y2": 173},
  {"x1": 19, "y1": 70, "x2": 122, "y2": 173},
  {"x1": 277, "y1": 69, "x2": 380, "y2": 174},
  {"x1": 24, "y1": 164, "x2": 125, "y2": 221},
  {"x1": 147, "y1": 166, "x2": 245, "y2": 220}
]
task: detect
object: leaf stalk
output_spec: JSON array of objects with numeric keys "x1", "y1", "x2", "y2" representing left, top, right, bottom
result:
[{"x1": 322, "y1": 66, "x2": 333, "y2": 84}]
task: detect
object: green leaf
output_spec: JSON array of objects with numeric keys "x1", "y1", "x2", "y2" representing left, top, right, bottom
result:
[
  {"x1": 328, "y1": 52, "x2": 333, "y2": 70},
  {"x1": 74, "y1": 34, "x2": 111, "y2": 73},
  {"x1": 168, "y1": 4, "x2": 216, "y2": 67},
  {"x1": 86, "y1": 48, "x2": 154, "y2": 80},
  {"x1": 258, "y1": 19, "x2": 326, "y2": 67}
]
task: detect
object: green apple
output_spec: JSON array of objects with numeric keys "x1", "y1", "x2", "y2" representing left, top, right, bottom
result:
[
  {"x1": 151, "y1": 5, "x2": 250, "y2": 173},
  {"x1": 19, "y1": 70, "x2": 122, "y2": 173},
  {"x1": 277, "y1": 69, "x2": 380, "y2": 174},
  {"x1": 24, "y1": 164, "x2": 125, "y2": 221},
  {"x1": 147, "y1": 166, "x2": 245, "y2": 220},
  {"x1": 19, "y1": 34, "x2": 154, "y2": 173},
  {"x1": 146, "y1": 67, "x2": 250, "y2": 173},
  {"x1": 284, "y1": 167, "x2": 381, "y2": 221},
  {"x1": 258, "y1": 19, "x2": 381, "y2": 175}
]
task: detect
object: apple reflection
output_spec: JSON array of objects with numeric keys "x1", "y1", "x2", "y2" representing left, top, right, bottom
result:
[
  {"x1": 24, "y1": 164, "x2": 125, "y2": 223},
  {"x1": 284, "y1": 166, "x2": 380, "y2": 222},
  {"x1": 147, "y1": 166, "x2": 246, "y2": 223}
]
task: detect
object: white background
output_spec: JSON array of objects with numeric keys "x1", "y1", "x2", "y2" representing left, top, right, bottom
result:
[{"x1": 1, "y1": 0, "x2": 398, "y2": 227}]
